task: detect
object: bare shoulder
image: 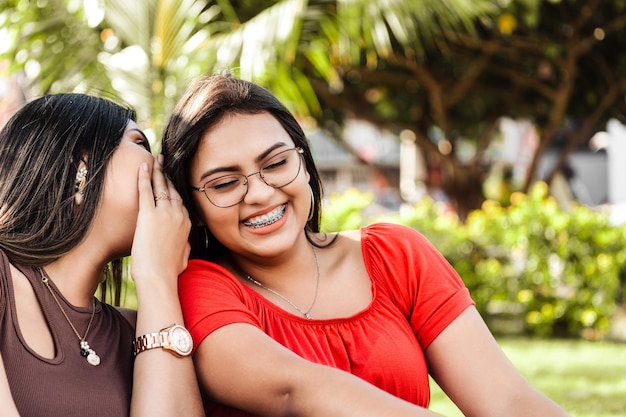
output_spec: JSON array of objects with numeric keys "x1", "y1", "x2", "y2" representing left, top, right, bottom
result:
[
  {"x1": 336, "y1": 228, "x2": 362, "y2": 242},
  {"x1": 313, "y1": 229, "x2": 363, "y2": 258}
]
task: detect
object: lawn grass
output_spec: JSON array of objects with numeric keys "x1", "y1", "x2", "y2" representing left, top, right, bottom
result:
[{"x1": 428, "y1": 337, "x2": 626, "y2": 417}]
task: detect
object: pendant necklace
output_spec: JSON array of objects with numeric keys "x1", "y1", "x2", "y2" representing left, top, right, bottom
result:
[
  {"x1": 244, "y1": 246, "x2": 320, "y2": 320},
  {"x1": 40, "y1": 269, "x2": 101, "y2": 366}
]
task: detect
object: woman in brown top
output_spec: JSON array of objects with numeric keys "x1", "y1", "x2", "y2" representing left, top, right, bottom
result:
[{"x1": 0, "y1": 94, "x2": 204, "y2": 416}]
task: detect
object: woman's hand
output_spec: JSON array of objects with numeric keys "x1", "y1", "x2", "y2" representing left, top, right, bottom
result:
[
  {"x1": 130, "y1": 155, "x2": 191, "y2": 289},
  {"x1": 128, "y1": 155, "x2": 204, "y2": 417}
]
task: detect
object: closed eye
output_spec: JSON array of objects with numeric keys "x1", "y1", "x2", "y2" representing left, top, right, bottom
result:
[
  {"x1": 207, "y1": 176, "x2": 243, "y2": 191},
  {"x1": 263, "y1": 157, "x2": 288, "y2": 172},
  {"x1": 138, "y1": 139, "x2": 151, "y2": 152},
  {"x1": 129, "y1": 130, "x2": 151, "y2": 152}
]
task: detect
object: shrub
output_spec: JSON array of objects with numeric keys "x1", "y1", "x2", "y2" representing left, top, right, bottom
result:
[{"x1": 321, "y1": 183, "x2": 626, "y2": 339}]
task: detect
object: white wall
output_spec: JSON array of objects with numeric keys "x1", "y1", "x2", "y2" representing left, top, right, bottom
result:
[{"x1": 607, "y1": 118, "x2": 626, "y2": 204}]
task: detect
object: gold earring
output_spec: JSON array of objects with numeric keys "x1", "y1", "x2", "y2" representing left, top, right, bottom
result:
[
  {"x1": 100, "y1": 263, "x2": 110, "y2": 284},
  {"x1": 74, "y1": 166, "x2": 88, "y2": 205},
  {"x1": 307, "y1": 185, "x2": 315, "y2": 222}
]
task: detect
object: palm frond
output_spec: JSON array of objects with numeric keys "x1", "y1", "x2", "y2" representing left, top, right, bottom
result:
[
  {"x1": 336, "y1": 0, "x2": 497, "y2": 65},
  {"x1": 204, "y1": 0, "x2": 308, "y2": 79}
]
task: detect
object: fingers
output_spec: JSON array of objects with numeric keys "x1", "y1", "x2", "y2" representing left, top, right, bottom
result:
[
  {"x1": 131, "y1": 155, "x2": 191, "y2": 285},
  {"x1": 150, "y1": 154, "x2": 189, "y2": 221},
  {"x1": 152, "y1": 155, "x2": 170, "y2": 204},
  {"x1": 166, "y1": 174, "x2": 183, "y2": 202},
  {"x1": 137, "y1": 162, "x2": 155, "y2": 210},
  {"x1": 137, "y1": 157, "x2": 176, "y2": 208},
  {"x1": 152, "y1": 155, "x2": 184, "y2": 205}
]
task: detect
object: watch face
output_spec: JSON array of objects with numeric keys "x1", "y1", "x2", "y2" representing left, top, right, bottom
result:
[{"x1": 170, "y1": 326, "x2": 193, "y2": 356}]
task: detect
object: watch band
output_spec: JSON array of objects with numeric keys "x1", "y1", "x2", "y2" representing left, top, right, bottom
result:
[
  {"x1": 133, "y1": 330, "x2": 168, "y2": 356},
  {"x1": 133, "y1": 324, "x2": 192, "y2": 357}
]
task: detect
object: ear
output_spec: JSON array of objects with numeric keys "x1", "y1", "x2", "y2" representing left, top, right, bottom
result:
[{"x1": 74, "y1": 160, "x2": 88, "y2": 206}]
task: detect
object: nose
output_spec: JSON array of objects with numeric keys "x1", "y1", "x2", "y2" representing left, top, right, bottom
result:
[{"x1": 242, "y1": 171, "x2": 273, "y2": 204}]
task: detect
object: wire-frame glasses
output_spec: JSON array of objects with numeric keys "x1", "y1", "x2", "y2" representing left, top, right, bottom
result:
[{"x1": 191, "y1": 147, "x2": 304, "y2": 208}]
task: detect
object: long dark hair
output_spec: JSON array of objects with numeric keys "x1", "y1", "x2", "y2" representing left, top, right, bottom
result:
[
  {"x1": 0, "y1": 93, "x2": 135, "y2": 304},
  {"x1": 162, "y1": 73, "x2": 325, "y2": 260}
]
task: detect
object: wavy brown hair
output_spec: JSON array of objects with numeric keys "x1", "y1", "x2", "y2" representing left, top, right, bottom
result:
[
  {"x1": 0, "y1": 93, "x2": 136, "y2": 304},
  {"x1": 162, "y1": 73, "x2": 328, "y2": 260}
]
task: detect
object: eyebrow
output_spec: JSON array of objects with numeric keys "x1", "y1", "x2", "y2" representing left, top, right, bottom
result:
[{"x1": 198, "y1": 142, "x2": 290, "y2": 181}]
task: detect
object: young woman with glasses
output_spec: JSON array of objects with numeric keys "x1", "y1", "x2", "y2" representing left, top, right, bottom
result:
[
  {"x1": 162, "y1": 73, "x2": 569, "y2": 417},
  {"x1": 0, "y1": 94, "x2": 204, "y2": 416}
]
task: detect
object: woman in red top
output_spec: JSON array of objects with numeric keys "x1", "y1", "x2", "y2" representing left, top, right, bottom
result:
[{"x1": 163, "y1": 73, "x2": 569, "y2": 417}]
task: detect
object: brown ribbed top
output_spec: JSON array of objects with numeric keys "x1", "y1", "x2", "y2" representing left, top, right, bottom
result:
[{"x1": 0, "y1": 251, "x2": 135, "y2": 417}]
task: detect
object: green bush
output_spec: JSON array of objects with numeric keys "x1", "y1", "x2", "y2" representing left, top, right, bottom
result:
[{"x1": 321, "y1": 183, "x2": 626, "y2": 340}]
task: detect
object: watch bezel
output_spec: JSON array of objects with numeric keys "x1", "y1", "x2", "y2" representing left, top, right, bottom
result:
[{"x1": 167, "y1": 324, "x2": 193, "y2": 357}]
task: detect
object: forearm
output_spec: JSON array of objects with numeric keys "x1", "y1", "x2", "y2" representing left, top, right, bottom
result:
[
  {"x1": 501, "y1": 389, "x2": 570, "y2": 417},
  {"x1": 130, "y1": 279, "x2": 204, "y2": 417},
  {"x1": 288, "y1": 364, "x2": 443, "y2": 417},
  {"x1": 426, "y1": 308, "x2": 569, "y2": 417},
  {"x1": 199, "y1": 324, "x2": 439, "y2": 417}
]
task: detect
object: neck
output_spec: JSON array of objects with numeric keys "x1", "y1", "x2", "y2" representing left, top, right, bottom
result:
[
  {"x1": 229, "y1": 237, "x2": 315, "y2": 288},
  {"x1": 230, "y1": 241, "x2": 321, "y2": 319},
  {"x1": 246, "y1": 245, "x2": 320, "y2": 319},
  {"x1": 43, "y1": 254, "x2": 107, "y2": 307}
]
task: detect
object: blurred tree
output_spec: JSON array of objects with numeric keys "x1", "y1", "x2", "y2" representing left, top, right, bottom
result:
[
  {"x1": 2, "y1": 1, "x2": 625, "y2": 218},
  {"x1": 0, "y1": 0, "x2": 493, "y2": 203},
  {"x1": 1, "y1": 0, "x2": 223, "y2": 145},
  {"x1": 0, "y1": 0, "x2": 319, "y2": 146},
  {"x1": 293, "y1": 0, "x2": 626, "y2": 218}
]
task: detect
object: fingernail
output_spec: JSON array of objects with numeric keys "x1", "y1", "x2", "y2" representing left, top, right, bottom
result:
[
  {"x1": 141, "y1": 162, "x2": 148, "y2": 171},
  {"x1": 157, "y1": 154, "x2": 164, "y2": 165}
]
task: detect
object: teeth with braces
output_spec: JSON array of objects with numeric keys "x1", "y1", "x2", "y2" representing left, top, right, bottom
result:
[{"x1": 243, "y1": 205, "x2": 286, "y2": 228}]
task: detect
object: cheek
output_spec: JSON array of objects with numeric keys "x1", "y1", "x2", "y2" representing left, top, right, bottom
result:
[
  {"x1": 104, "y1": 166, "x2": 140, "y2": 211},
  {"x1": 204, "y1": 209, "x2": 240, "y2": 248},
  {"x1": 192, "y1": 195, "x2": 233, "y2": 234},
  {"x1": 105, "y1": 151, "x2": 147, "y2": 197},
  {"x1": 191, "y1": 193, "x2": 210, "y2": 226}
]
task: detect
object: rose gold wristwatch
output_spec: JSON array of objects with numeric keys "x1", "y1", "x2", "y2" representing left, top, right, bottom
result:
[{"x1": 133, "y1": 324, "x2": 193, "y2": 357}]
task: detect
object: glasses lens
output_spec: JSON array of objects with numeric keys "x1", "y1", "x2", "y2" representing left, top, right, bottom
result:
[
  {"x1": 260, "y1": 148, "x2": 303, "y2": 188},
  {"x1": 201, "y1": 148, "x2": 303, "y2": 208},
  {"x1": 203, "y1": 174, "x2": 248, "y2": 208}
]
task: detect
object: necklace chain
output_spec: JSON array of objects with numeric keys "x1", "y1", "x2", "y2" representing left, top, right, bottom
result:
[
  {"x1": 244, "y1": 246, "x2": 320, "y2": 319},
  {"x1": 40, "y1": 269, "x2": 101, "y2": 366}
]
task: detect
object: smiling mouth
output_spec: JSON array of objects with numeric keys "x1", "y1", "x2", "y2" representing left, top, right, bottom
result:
[{"x1": 243, "y1": 204, "x2": 286, "y2": 228}]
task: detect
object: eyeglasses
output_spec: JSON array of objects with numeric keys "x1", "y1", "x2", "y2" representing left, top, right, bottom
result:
[{"x1": 191, "y1": 147, "x2": 305, "y2": 208}]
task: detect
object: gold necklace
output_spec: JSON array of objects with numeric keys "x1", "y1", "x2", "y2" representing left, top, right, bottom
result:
[
  {"x1": 244, "y1": 246, "x2": 320, "y2": 319},
  {"x1": 40, "y1": 269, "x2": 100, "y2": 366}
]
